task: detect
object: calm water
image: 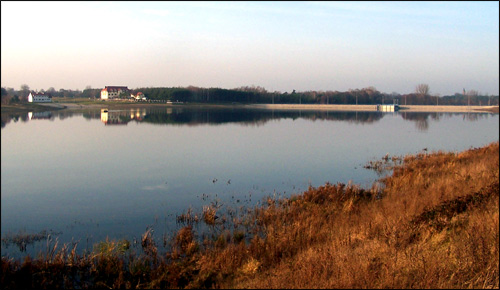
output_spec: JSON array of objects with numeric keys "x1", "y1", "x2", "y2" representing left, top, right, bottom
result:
[{"x1": 1, "y1": 107, "x2": 498, "y2": 259}]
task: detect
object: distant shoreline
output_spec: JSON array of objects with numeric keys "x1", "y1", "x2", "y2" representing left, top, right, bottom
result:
[
  {"x1": 243, "y1": 104, "x2": 499, "y2": 113},
  {"x1": 4, "y1": 102, "x2": 499, "y2": 114}
]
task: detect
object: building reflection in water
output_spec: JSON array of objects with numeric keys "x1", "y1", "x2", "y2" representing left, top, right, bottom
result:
[
  {"x1": 101, "y1": 108, "x2": 147, "y2": 126},
  {"x1": 28, "y1": 111, "x2": 53, "y2": 120}
]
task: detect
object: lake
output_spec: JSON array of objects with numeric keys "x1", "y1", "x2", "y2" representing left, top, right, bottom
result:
[{"x1": 1, "y1": 107, "x2": 498, "y2": 259}]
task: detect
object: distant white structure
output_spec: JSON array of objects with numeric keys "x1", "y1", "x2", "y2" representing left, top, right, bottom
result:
[
  {"x1": 28, "y1": 92, "x2": 52, "y2": 103},
  {"x1": 377, "y1": 104, "x2": 399, "y2": 112},
  {"x1": 100, "y1": 86, "x2": 130, "y2": 100}
]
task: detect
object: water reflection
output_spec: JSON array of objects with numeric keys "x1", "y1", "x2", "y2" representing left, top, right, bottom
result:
[
  {"x1": 1, "y1": 112, "x2": 29, "y2": 128},
  {"x1": 100, "y1": 108, "x2": 147, "y2": 125},
  {"x1": 1, "y1": 107, "x2": 497, "y2": 130},
  {"x1": 28, "y1": 111, "x2": 53, "y2": 120},
  {"x1": 399, "y1": 111, "x2": 495, "y2": 131},
  {"x1": 95, "y1": 108, "x2": 387, "y2": 127}
]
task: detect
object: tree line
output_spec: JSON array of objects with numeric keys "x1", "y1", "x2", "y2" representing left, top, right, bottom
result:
[
  {"x1": 1, "y1": 84, "x2": 498, "y2": 106},
  {"x1": 1, "y1": 84, "x2": 101, "y2": 104}
]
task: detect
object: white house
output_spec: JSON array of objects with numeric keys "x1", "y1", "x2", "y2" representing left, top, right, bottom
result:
[
  {"x1": 28, "y1": 92, "x2": 52, "y2": 103},
  {"x1": 100, "y1": 86, "x2": 130, "y2": 100}
]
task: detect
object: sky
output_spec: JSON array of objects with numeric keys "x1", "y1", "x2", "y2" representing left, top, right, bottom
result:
[{"x1": 1, "y1": 1, "x2": 499, "y2": 96}]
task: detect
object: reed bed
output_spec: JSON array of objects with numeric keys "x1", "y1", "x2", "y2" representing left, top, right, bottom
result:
[{"x1": 1, "y1": 142, "x2": 498, "y2": 289}]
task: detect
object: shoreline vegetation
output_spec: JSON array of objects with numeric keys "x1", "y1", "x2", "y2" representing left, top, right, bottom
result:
[{"x1": 1, "y1": 141, "x2": 498, "y2": 288}]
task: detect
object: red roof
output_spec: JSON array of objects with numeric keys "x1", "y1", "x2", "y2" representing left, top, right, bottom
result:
[
  {"x1": 103, "y1": 86, "x2": 129, "y2": 92},
  {"x1": 30, "y1": 91, "x2": 51, "y2": 97}
]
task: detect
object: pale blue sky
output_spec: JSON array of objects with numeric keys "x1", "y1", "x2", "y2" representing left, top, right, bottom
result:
[{"x1": 1, "y1": 1, "x2": 498, "y2": 95}]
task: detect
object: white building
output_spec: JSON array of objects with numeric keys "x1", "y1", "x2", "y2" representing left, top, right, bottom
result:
[
  {"x1": 28, "y1": 92, "x2": 52, "y2": 103},
  {"x1": 377, "y1": 104, "x2": 400, "y2": 112},
  {"x1": 100, "y1": 86, "x2": 130, "y2": 100}
]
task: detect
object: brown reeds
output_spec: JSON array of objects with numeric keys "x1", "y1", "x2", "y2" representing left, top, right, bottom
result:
[
  {"x1": 1, "y1": 230, "x2": 61, "y2": 253},
  {"x1": 1, "y1": 142, "x2": 498, "y2": 288}
]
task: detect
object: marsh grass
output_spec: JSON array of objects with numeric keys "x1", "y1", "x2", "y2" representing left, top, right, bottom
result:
[
  {"x1": 1, "y1": 142, "x2": 498, "y2": 288},
  {"x1": 1, "y1": 230, "x2": 62, "y2": 253},
  {"x1": 364, "y1": 153, "x2": 405, "y2": 175}
]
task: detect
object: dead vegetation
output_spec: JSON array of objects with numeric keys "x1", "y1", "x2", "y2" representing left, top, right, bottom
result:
[{"x1": 1, "y1": 142, "x2": 498, "y2": 288}]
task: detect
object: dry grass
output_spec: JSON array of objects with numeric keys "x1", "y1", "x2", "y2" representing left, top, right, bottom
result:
[{"x1": 1, "y1": 142, "x2": 498, "y2": 288}]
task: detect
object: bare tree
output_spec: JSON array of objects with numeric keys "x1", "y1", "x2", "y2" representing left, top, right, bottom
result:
[
  {"x1": 46, "y1": 87, "x2": 56, "y2": 97},
  {"x1": 415, "y1": 83, "x2": 430, "y2": 96},
  {"x1": 467, "y1": 89, "x2": 479, "y2": 97},
  {"x1": 20, "y1": 84, "x2": 30, "y2": 101},
  {"x1": 467, "y1": 89, "x2": 478, "y2": 106},
  {"x1": 434, "y1": 93, "x2": 440, "y2": 105}
]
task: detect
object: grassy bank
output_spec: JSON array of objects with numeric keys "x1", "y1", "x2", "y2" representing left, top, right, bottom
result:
[
  {"x1": 42, "y1": 102, "x2": 500, "y2": 113},
  {"x1": 1, "y1": 142, "x2": 498, "y2": 288},
  {"x1": 0, "y1": 103, "x2": 64, "y2": 113}
]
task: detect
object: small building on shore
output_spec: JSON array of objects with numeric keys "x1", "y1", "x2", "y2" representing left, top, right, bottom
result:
[
  {"x1": 377, "y1": 104, "x2": 399, "y2": 112},
  {"x1": 28, "y1": 92, "x2": 52, "y2": 103},
  {"x1": 130, "y1": 92, "x2": 147, "y2": 101}
]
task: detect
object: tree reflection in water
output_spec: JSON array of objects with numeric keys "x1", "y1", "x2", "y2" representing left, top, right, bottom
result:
[{"x1": 1, "y1": 107, "x2": 496, "y2": 131}]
